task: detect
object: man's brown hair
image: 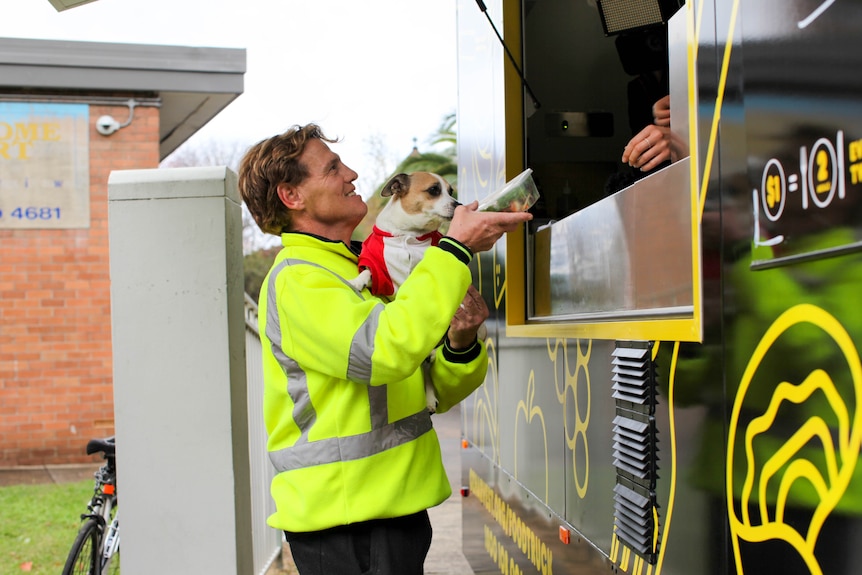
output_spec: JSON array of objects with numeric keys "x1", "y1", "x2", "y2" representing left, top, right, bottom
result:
[{"x1": 238, "y1": 124, "x2": 337, "y2": 235}]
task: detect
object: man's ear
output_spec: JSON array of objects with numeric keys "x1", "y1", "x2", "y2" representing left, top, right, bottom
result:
[{"x1": 277, "y1": 183, "x2": 303, "y2": 209}]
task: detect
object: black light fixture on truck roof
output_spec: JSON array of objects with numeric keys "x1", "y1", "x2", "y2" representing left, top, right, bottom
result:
[{"x1": 596, "y1": 0, "x2": 685, "y2": 35}]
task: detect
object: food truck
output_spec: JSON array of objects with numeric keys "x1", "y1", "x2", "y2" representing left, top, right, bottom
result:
[{"x1": 454, "y1": 1, "x2": 862, "y2": 573}]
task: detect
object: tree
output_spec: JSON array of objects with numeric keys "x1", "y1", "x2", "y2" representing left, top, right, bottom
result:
[
  {"x1": 160, "y1": 138, "x2": 248, "y2": 172},
  {"x1": 428, "y1": 112, "x2": 457, "y2": 154},
  {"x1": 243, "y1": 246, "x2": 280, "y2": 303},
  {"x1": 161, "y1": 137, "x2": 281, "y2": 256},
  {"x1": 356, "y1": 132, "x2": 399, "y2": 201},
  {"x1": 352, "y1": 113, "x2": 458, "y2": 241}
]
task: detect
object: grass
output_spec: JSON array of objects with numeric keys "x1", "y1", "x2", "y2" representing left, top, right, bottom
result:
[{"x1": 0, "y1": 479, "x2": 94, "y2": 574}]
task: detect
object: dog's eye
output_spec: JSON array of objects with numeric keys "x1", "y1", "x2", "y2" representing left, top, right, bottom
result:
[{"x1": 427, "y1": 185, "x2": 441, "y2": 197}]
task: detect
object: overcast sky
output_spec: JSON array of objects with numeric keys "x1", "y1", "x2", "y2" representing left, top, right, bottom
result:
[{"x1": 3, "y1": 0, "x2": 459, "y2": 197}]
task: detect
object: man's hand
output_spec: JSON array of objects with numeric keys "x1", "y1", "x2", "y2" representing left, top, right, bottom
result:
[
  {"x1": 447, "y1": 285, "x2": 489, "y2": 349},
  {"x1": 446, "y1": 201, "x2": 533, "y2": 253}
]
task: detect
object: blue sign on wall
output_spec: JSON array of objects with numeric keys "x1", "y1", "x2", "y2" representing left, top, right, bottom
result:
[{"x1": 0, "y1": 102, "x2": 90, "y2": 229}]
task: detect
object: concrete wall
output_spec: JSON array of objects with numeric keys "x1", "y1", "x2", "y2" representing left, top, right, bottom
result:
[{"x1": 107, "y1": 166, "x2": 252, "y2": 574}]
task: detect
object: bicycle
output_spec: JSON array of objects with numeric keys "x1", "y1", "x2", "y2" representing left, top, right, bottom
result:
[{"x1": 61, "y1": 436, "x2": 120, "y2": 575}]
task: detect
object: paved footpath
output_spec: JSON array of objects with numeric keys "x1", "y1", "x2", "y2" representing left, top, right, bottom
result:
[
  {"x1": 425, "y1": 403, "x2": 475, "y2": 574},
  {"x1": 1, "y1": 404, "x2": 475, "y2": 574},
  {"x1": 0, "y1": 462, "x2": 97, "y2": 486}
]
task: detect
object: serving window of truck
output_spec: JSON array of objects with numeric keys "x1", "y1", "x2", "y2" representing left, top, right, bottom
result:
[{"x1": 459, "y1": 0, "x2": 702, "y2": 344}]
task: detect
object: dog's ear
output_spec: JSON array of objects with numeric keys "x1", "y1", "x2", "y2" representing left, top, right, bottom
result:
[{"x1": 381, "y1": 173, "x2": 410, "y2": 198}]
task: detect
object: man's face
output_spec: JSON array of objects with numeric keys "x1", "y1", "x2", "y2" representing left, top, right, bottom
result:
[{"x1": 292, "y1": 138, "x2": 366, "y2": 238}]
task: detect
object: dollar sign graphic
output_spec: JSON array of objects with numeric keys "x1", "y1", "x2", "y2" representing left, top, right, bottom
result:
[
  {"x1": 816, "y1": 149, "x2": 831, "y2": 194},
  {"x1": 766, "y1": 174, "x2": 781, "y2": 209}
]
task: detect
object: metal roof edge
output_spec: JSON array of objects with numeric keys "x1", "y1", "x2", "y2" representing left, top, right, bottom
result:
[{"x1": 0, "y1": 37, "x2": 247, "y2": 85}]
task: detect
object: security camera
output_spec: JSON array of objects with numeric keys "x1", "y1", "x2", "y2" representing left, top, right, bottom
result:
[{"x1": 96, "y1": 115, "x2": 121, "y2": 136}]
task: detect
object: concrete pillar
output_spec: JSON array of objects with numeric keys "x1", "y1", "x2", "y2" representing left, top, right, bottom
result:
[{"x1": 108, "y1": 167, "x2": 252, "y2": 575}]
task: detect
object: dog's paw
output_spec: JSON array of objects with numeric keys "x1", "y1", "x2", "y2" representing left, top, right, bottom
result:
[
  {"x1": 477, "y1": 323, "x2": 488, "y2": 341},
  {"x1": 424, "y1": 379, "x2": 439, "y2": 414},
  {"x1": 347, "y1": 269, "x2": 372, "y2": 292}
]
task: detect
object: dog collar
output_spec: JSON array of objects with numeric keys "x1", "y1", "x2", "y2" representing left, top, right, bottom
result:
[{"x1": 370, "y1": 226, "x2": 442, "y2": 245}]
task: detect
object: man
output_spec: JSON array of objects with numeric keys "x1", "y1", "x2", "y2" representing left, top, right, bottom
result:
[{"x1": 238, "y1": 124, "x2": 532, "y2": 574}]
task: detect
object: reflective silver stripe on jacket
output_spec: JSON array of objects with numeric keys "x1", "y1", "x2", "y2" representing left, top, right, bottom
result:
[
  {"x1": 265, "y1": 257, "x2": 430, "y2": 472},
  {"x1": 269, "y1": 411, "x2": 433, "y2": 473}
]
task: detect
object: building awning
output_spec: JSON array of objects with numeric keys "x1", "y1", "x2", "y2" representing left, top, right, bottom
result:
[{"x1": 0, "y1": 37, "x2": 246, "y2": 160}]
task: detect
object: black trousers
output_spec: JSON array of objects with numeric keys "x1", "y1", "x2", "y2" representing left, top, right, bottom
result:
[{"x1": 284, "y1": 510, "x2": 433, "y2": 575}]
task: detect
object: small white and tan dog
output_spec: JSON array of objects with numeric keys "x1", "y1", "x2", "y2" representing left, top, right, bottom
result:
[
  {"x1": 350, "y1": 171, "x2": 460, "y2": 296},
  {"x1": 350, "y1": 171, "x2": 461, "y2": 413}
]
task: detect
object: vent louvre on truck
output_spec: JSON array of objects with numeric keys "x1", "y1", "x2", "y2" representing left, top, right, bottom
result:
[{"x1": 611, "y1": 341, "x2": 660, "y2": 564}]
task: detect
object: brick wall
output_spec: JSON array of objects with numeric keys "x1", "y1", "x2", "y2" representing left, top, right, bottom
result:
[{"x1": 0, "y1": 101, "x2": 160, "y2": 466}]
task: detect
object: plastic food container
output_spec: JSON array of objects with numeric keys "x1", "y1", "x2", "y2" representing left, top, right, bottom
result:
[{"x1": 476, "y1": 168, "x2": 540, "y2": 212}]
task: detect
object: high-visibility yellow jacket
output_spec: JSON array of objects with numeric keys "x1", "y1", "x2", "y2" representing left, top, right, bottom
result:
[{"x1": 259, "y1": 232, "x2": 488, "y2": 532}]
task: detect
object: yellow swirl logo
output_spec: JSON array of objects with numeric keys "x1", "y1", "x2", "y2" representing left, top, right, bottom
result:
[
  {"x1": 727, "y1": 304, "x2": 862, "y2": 575},
  {"x1": 548, "y1": 338, "x2": 592, "y2": 499}
]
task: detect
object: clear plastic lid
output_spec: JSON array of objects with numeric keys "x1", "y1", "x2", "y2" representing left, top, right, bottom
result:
[{"x1": 476, "y1": 168, "x2": 540, "y2": 212}]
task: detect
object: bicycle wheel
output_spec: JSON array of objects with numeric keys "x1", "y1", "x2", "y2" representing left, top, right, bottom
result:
[{"x1": 61, "y1": 517, "x2": 101, "y2": 575}]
